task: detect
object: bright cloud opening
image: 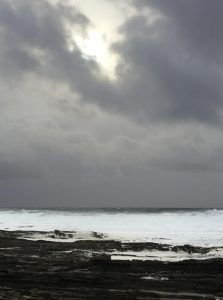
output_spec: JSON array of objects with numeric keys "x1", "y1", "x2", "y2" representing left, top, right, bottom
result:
[{"x1": 75, "y1": 30, "x2": 117, "y2": 78}]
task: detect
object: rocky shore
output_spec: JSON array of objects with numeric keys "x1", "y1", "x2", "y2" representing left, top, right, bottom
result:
[{"x1": 0, "y1": 230, "x2": 223, "y2": 299}]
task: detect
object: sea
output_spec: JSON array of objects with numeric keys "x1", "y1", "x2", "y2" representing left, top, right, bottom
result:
[{"x1": 0, "y1": 208, "x2": 223, "y2": 261}]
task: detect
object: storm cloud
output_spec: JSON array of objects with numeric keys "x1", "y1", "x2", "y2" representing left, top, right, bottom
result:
[
  {"x1": 112, "y1": 0, "x2": 223, "y2": 123},
  {"x1": 0, "y1": 0, "x2": 223, "y2": 207}
]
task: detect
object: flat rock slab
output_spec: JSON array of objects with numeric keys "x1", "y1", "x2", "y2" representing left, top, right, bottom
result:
[{"x1": 0, "y1": 230, "x2": 223, "y2": 299}]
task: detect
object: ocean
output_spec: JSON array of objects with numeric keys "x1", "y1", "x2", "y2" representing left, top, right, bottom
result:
[{"x1": 1, "y1": 208, "x2": 223, "y2": 261}]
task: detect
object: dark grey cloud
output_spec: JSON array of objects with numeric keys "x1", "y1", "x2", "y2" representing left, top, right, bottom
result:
[
  {"x1": 0, "y1": 0, "x2": 95, "y2": 84},
  {"x1": 0, "y1": 0, "x2": 117, "y2": 109},
  {"x1": 0, "y1": 0, "x2": 223, "y2": 207},
  {"x1": 0, "y1": 160, "x2": 42, "y2": 180},
  {"x1": 2, "y1": 0, "x2": 223, "y2": 125},
  {"x1": 111, "y1": 0, "x2": 223, "y2": 123},
  {"x1": 133, "y1": 0, "x2": 223, "y2": 62}
]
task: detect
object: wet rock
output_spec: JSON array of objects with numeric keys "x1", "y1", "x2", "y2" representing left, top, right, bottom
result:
[
  {"x1": 92, "y1": 231, "x2": 104, "y2": 239},
  {"x1": 0, "y1": 230, "x2": 222, "y2": 299},
  {"x1": 171, "y1": 244, "x2": 210, "y2": 254}
]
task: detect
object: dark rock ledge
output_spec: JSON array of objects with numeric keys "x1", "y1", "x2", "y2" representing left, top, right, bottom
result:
[{"x1": 0, "y1": 230, "x2": 223, "y2": 299}]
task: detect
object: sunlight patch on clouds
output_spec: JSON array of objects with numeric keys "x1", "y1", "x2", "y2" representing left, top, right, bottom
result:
[{"x1": 74, "y1": 29, "x2": 118, "y2": 79}]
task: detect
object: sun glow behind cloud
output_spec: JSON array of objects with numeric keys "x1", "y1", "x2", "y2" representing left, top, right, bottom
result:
[{"x1": 75, "y1": 30, "x2": 117, "y2": 78}]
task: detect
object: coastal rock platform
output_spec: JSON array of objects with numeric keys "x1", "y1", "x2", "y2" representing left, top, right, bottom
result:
[{"x1": 0, "y1": 230, "x2": 223, "y2": 299}]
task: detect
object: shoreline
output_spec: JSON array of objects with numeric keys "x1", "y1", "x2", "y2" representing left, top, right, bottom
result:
[{"x1": 0, "y1": 230, "x2": 223, "y2": 299}]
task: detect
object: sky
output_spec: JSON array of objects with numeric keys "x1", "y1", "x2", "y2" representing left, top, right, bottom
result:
[{"x1": 0, "y1": 0, "x2": 223, "y2": 207}]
